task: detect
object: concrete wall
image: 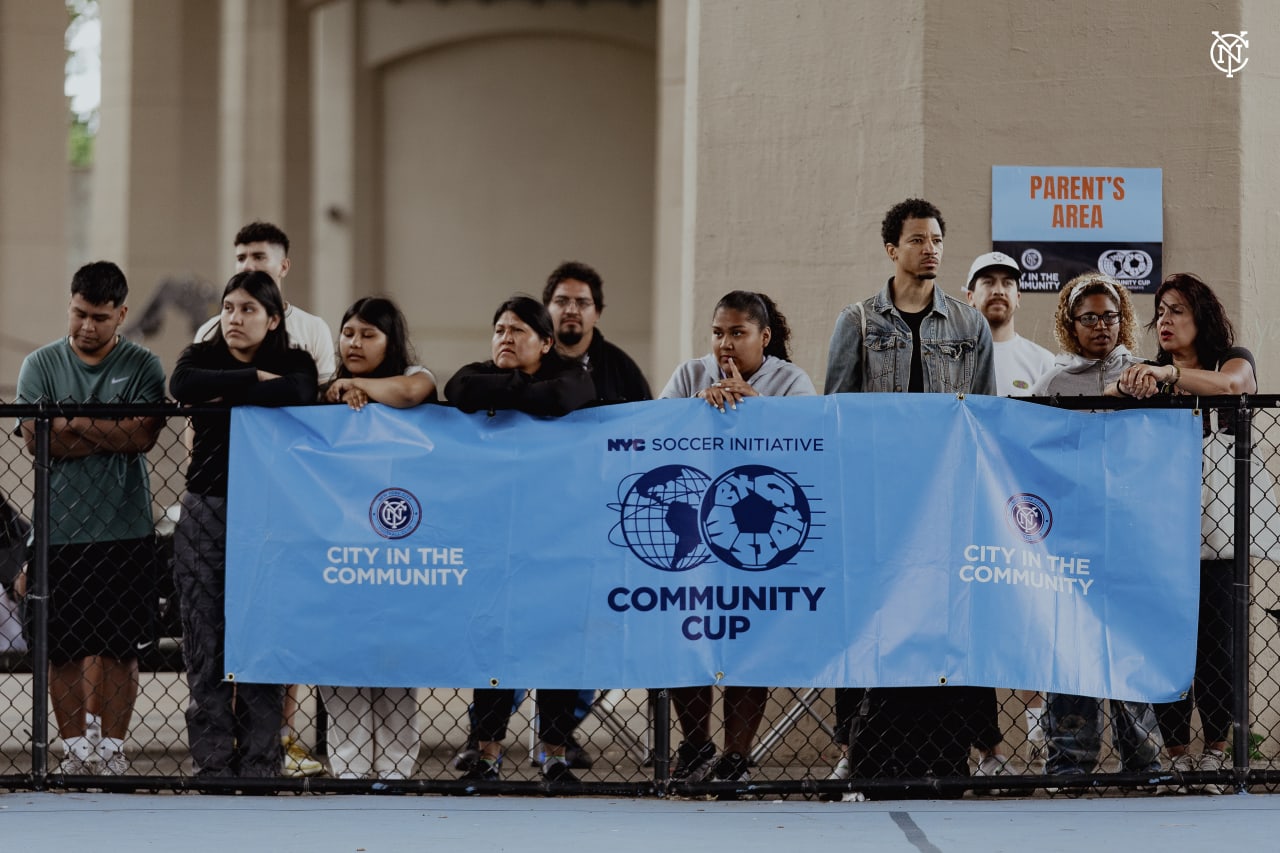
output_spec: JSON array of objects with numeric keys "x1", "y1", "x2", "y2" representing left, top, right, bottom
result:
[
  {"x1": 0, "y1": 2, "x2": 69, "y2": 392},
  {"x1": 673, "y1": 0, "x2": 1272, "y2": 390}
]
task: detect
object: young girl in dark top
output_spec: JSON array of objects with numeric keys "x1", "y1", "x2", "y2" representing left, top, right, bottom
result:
[{"x1": 169, "y1": 270, "x2": 318, "y2": 778}]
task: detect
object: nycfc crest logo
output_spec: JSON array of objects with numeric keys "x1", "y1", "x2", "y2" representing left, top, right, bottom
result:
[
  {"x1": 1210, "y1": 31, "x2": 1248, "y2": 78},
  {"x1": 1006, "y1": 493, "x2": 1052, "y2": 544},
  {"x1": 369, "y1": 488, "x2": 422, "y2": 539}
]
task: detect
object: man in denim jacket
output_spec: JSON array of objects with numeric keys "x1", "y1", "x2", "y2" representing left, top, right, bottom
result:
[
  {"x1": 824, "y1": 198, "x2": 995, "y2": 396},
  {"x1": 822, "y1": 198, "x2": 998, "y2": 798}
]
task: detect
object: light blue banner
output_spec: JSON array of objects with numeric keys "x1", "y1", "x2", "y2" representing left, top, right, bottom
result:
[
  {"x1": 225, "y1": 395, "x2": 1201, "y2": 702},
  {"x1": 992, "y1": 165, "x2": 1163, "y2": 242}
]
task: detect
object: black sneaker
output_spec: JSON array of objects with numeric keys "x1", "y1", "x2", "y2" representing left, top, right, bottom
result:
[
  {"x1": 452, "y1": 746, "x2": 481, "y2": 773},
  {"x1": 709, "y1": 751, "x2": 750, "y2": 783},
  {"x1": 671, "y1": 740, "x2": 717, "y2": 782},
  {"x1": 542, "y1": 756, "x2": 579, "y2": 783},
  {"x1": 460, "y1": 757, "x2": 500, "y2": 782}
]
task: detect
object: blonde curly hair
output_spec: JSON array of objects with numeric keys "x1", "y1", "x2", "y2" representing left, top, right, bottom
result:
[{"x1": 1053, "y1": 272, "x2": 1137, "y2": 356}]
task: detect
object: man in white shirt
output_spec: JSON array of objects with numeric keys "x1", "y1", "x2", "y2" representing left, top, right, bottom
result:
[
  {"x1": 965, "y1": 252, "x2": 1054, "y2": 397},
  {"x1": 964, "y1": 250, "x2": 1055, "y2": 771},
  {"x1": 193, "y1": 221, "x2": 335, "y2": 382}
]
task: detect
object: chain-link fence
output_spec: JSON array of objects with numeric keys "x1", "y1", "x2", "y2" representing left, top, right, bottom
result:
[{"x1": 1, "y1": 396, "x2": 1279, "y2": 799}]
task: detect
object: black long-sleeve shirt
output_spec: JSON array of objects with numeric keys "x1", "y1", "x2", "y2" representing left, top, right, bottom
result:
[
  {"x1": 170, "y1": 343, "x2": 318, "y2": 496},
  {"x1": 444, "y1": 357, "x2": 594, "y2": 417}
]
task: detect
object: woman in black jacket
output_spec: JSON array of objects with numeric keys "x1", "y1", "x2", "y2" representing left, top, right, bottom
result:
[{"x1": 169, "y1": 270, "x2": 318, "y2": 778}]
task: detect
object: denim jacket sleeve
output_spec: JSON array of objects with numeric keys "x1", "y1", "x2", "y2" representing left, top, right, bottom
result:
[{"x1": 824, "y1": 303, "x2": 865, "y2": 394}]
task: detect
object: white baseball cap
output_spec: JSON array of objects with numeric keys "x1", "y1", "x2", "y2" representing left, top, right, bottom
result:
[{"x1": 965, "y1": 252, "x2": 1021, "y2": 291}]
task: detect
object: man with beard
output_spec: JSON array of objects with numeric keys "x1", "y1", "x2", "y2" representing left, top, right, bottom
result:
[
  {"x1": 543, "y1": 261, "x2": 651, "y2": 404},
  {"x1": 965, "y1": 252, "x2": 1053, "y2": 396}
]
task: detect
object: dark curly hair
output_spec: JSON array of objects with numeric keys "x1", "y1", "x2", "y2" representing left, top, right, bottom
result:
[
  {"x1": 234, "y1": 221, "x2": 290, "y2": 256},
  {"x1": 713, "y1": 290, "x2": 793, "y2": 362},
  {"x1": 881, "y1": 198, "x2": 945, "y2": 246},
  {"x1": 1052, "y1": 272, "x2": 1137, "y2": 356},
  {"x1": 1146, "y1": 273, "x2": 1235, "y2": 368},
  {"x1": 542, "y1": 261, "x2": 604, "y2": 311}
]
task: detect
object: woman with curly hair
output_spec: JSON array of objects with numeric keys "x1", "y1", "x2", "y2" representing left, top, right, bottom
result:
[
  {"x1": 1030, "y1": 272, "x2": 1143, "y2": 396},
  {"x1": 1031, "y1": 271, "x2": 1164, "y2": 783}
]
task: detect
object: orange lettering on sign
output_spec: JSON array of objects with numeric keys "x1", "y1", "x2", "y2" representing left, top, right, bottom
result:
[{"x1": 1051, "y1": 204, "x2": 1104, "y2": 229}]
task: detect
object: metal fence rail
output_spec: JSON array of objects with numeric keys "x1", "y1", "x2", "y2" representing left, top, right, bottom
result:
[{"x1": 0, "y1": 396, "x2": 1278, "y2": 799}]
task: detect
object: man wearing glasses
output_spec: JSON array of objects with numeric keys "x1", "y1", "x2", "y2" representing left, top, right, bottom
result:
[{"x1": 543, "y1": 260, "x2": 652, "y2": 405}]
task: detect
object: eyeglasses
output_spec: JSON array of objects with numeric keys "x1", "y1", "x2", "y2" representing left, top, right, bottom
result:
[
  {"x1": 1072, "y1": 311, "x2": 1121, "y2": 328},
  {"x1": 551, "y1": 296, "x2": 594, "y2": 311}
]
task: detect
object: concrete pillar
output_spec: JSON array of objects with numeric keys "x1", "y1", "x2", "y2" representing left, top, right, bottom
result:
[
  {"x1": 0, "y1": 1, "x2": 69, "y2": 387},
  {"x1": 92, "y1": 0, "x2": 220, "y2": 362},
  {"x1": 678, "y1": 0, "x2": 923, "y2": 385},
  {"x1": 308, "y1": 0, "x2": 364, "y2": 329}
]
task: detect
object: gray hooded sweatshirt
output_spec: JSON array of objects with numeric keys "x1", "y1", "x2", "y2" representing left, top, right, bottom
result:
[{"x1": 1029, "y1": 344, "x2": 1145, "y2": 396}]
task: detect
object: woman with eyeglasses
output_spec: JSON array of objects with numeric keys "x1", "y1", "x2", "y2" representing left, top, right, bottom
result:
[
  {"x1": 1028, "y1": 272, "x2": 1165, "y2": 784},
  {"x1": 1116, "y1": 273, "x2": 1257, "y2": 794},
  {"x1": 1030, "y1": 272, "x2": 1144, "y2": 396}
]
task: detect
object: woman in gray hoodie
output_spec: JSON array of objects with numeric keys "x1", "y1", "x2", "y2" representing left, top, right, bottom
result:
[
  {"x1": 659, "y1": 291, "x2": 816, "y2": 788},
  {"x1": 1031, "y1": 272, "x2": 1165, "y2": 782},
  {"x1": 1030, "y1": 272, "x2": 1144, "y2": 396}
]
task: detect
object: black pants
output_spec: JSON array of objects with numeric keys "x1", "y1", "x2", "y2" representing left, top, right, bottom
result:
[
  {"x1": 471, "y1": 688, "x2": 579, "y2": 748},
  {"x1": 1157, "y1": 559, "x2": 1234, "y2": 747}
]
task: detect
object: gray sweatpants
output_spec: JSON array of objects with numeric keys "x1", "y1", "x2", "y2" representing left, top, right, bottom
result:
[{"x1": 174, "y1": 492, "x2": 283, "y2": 777}]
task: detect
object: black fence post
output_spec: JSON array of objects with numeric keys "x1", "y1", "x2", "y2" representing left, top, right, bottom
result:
[
  {"x1": 29, "y1": 412, "x2": 51, "y2": 789},
  {"x1": 1231, "y1": 397, "x2": 1253, "y2": 792},
  {"x1": 652, "y1": 688, "x2": 670, "y2": 792}
]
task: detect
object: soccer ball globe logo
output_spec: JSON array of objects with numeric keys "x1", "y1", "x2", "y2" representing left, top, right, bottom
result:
[{"x1": 700, "y1": 465, "x2": 811, "y2": 571}]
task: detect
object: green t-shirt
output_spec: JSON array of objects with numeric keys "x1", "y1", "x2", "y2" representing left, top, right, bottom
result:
[{"x1": 15, "y1": 337, "x2": 166, "y2": 544}]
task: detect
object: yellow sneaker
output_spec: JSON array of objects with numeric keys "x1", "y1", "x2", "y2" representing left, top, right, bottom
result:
[{"x1": 282, "y1": 735, "x2": 325, "y2": 777}]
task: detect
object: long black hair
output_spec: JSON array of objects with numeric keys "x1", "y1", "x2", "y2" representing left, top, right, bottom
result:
[
  {"x1": 335, "y1": 296, "x2": 417, "y2": 379},
  {"x1": 1147, "y1": 273, "x2": 1236, "y2": 368},
  {"x1": 199, "y1": 270, "x2": 291, "y2": 360},
  {"x1": 713, "y1": 290, "x2": 794, "y2": 362}
]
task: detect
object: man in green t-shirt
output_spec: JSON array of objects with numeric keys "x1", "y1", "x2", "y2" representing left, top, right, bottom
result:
[{"x1": 15, "y1": 261, "x2": 165, "y2": 776}]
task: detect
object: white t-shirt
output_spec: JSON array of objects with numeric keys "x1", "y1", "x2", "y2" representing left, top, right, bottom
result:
[
  {"x1": 994, "y1": 334, "x2": 1055, "y2": 396},
  {"x1": 194, "y1": 303, "x2": 336, "y2": 382}
]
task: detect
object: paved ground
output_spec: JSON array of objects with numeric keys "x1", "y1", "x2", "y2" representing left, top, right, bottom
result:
[{"x1": 2, "y1": 791, "x2": 1279, "y2": 852}]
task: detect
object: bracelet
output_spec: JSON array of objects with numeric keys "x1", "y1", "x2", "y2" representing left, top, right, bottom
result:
[{"x1": 1171, "y1": 364, "x2": 1181, "y2": 388}]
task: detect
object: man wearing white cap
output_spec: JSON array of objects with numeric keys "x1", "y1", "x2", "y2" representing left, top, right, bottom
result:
[
  {"x1": 965, "y1": 252, "x2": 1054, "y2": 397},
  {"x1": 965, "y1": 251, "x2": 1054, "y2": 771}
]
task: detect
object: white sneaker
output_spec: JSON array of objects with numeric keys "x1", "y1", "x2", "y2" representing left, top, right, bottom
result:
[
  {"x1": 98, "y1": 748, "x2": 129, "y2": 776},
  {"x1": 57, "y1": 737, "x2": 97, "y2": 775},
  {"x1": 827, "y1": 756, "x2": 851, "y2": 781},
  {"x1": 85, "y1": 713, "x2": 102, "y2": 749},
  {"x1": 974, "y1": 754, "x2": 1012, "y2": 795},
  {"x1": 1198, "y1": 749, "x2": 1229, "y2": 795},
  {"x1": 1163, "y1": 752, "x2": 1197, "y2": 794}
]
